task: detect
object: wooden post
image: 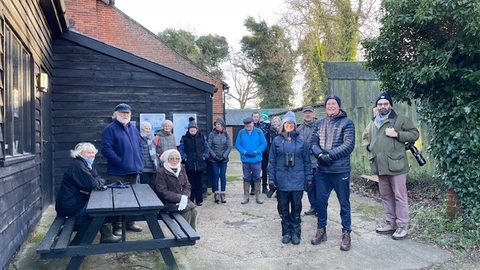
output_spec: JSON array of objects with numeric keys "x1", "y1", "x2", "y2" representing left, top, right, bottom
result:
[{"x1": 446, "y1": 188, "x2": 461, "y2": 217}]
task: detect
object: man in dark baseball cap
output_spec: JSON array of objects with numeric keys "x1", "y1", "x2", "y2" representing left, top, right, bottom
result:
[
  {"x1": 115, "y1": 103, "x2": 131, "y2": 113},
  {"x1": 243, "y1": 116, "x2": 254, "y2": 124}
]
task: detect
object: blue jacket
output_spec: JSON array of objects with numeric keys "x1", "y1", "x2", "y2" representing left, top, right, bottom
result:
[
  {"x1": 101, "y1": 120, "x2": 144, "y2": 175},
  {"x1": 235, "y1": 127, "x2": 267, "y2": 164},
  {"x1": 311, "y1": 110, "x2": 355, "y2": 174},
  {"x1": 268, "y1": 132, "x2": 312, "y2": 191}
]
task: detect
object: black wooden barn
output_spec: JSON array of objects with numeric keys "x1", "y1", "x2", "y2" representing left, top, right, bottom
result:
[{"x1": 0, "y1": 1, "x2": 215, "y2": 268}]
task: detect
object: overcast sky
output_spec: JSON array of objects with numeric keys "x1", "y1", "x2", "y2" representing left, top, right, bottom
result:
[{"x1": 114, "y1": 0, "x2": 285, "y2": 48}]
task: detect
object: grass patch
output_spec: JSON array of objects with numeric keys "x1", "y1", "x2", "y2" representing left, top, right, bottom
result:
[
  {"x1": 227, "y1": 175, "x2": 240, "y2": 182},
  {"x1": 410, "y1": 202, "x2": 480, "y2": 251},
  {"x1": 353, "y1": 204, "x2": 384, "y2": 220},
  {"x1": 29, "y1": 232, "x2": 45, "y2": 244}
]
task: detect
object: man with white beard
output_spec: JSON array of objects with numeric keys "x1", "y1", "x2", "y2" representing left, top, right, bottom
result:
[{"x1": 101, "y1": 103, "x2": 144, "y2": 236}]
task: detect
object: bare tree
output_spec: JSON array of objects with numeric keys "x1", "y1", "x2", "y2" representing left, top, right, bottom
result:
[{"x1": 223, "y1": 48, "x2": 258, "y2": 109}]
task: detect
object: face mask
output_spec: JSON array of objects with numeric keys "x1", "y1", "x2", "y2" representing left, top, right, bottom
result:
[{"x1": 84, "y1": 157, "x2": 95, "y2": 169}]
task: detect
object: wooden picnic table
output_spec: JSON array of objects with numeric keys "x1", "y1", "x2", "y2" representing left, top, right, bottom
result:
[{"x1": 37, "y1": 184, "x2": 199, "y2": 270}]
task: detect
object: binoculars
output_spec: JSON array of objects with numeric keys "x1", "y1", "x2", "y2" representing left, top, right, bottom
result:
[{"x1": 285, "y1": 153, "x2": 295, "y2": 167}]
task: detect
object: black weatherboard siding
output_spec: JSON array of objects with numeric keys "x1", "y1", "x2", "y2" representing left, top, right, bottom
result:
[{"x1": 52, "y1": 31, "x2": 215, "y2": 189}]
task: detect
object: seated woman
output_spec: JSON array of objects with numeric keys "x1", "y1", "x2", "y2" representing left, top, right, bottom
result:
[
  {"x1": 154, "y1": 149, "x2": 198, "y2": 230},
  {"x1": 55, "y1": 142, "x2": 121, "y2": 243}
]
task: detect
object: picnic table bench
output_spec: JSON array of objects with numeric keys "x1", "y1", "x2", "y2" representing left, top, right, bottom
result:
[{"x1": 37, "y1": 184, "x2": 199, "y2": 270}]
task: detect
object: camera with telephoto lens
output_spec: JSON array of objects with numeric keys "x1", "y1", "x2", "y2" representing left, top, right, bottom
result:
[
  {"x1": 284, "y1": 153, "x2": 295, "y2": 167},
  {"x1": 405, "y1": 142, "x2": 426, "y2": 166}
]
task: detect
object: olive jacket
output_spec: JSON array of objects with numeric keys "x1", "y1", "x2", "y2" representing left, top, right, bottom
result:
[{"x1": 362, "y1": 109, "x2": 419, "y2": 176}]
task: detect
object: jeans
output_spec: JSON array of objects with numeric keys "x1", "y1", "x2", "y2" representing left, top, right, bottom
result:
[
  {"x1": 307, "y1": 168, "x2": 317, "y2": 209},
  {"x1": 187, "y1": 170, "x2": 204, "y2": 204},
  {"x1": 261, "y1": 151, "x2": 269, "y2": 188},
  {"x1": 315, "y1": 171, "x2": 351, "y2": 232},
  {"x1": 211, "y1": 162, "x2": 228, "y2": 192}
]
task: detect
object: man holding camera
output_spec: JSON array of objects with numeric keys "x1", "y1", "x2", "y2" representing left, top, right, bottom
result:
[{"x1": 362, "y1": 92, "x2": 419, "y2": 240}]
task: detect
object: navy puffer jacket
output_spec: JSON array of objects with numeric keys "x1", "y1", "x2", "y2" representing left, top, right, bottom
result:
[
  {"x1": 310, "y1": 110, "x2": 355, "y2": 174},
  {"x1": 268, "y1": 131, "x2": 312, "y2": 191}
]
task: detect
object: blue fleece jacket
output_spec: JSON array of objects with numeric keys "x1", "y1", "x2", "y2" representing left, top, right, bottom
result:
[{"x1": 101, "y1": 120, "x2": 144, "y2": 175}]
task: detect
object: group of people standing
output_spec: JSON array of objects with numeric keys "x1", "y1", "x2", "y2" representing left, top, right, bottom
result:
[
  {"x1": 238, "y1": 92, "x2": 419, "y2": 252},
  {"x1": 54, "y1": 91, "x2": 420, "y2": 252}
]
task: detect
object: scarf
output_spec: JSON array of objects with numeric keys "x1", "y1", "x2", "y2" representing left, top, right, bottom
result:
[
  {"x1": 160, "y1": 149, "x2": 182, "y2": 177},
  {"x1": 375, "y1": 111, "x2": 391, "y2": 128}
]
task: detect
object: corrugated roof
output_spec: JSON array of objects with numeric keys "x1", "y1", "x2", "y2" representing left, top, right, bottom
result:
[
  {"x1": 225, "y1": 109, "x2": 285, "y2": 126},
  {"x1": 225, "y1": 104, "x2": 326, "y2": 126}
]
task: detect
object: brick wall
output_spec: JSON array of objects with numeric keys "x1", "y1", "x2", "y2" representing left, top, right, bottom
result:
[{"x1": 64, "y1": 0, "x2": 225, "y2": 120}]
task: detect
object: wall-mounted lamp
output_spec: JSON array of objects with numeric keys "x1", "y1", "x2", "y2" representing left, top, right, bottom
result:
[{"x1": 37, "y1": 72, "x2": 49, "y2": 92}]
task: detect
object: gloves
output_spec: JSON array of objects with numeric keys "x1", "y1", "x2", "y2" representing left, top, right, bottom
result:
[
  {"x1": 178, "y1": 195, "x2": 188, "y2": 211},
  {"x1": 217, "y1": 156, "x2": 225, "y2": 162},
  {"x1": 253, "y1": 151, "x2": 258, "y2": 156},
  {"x1": 305, "y1": 181, "x2": 313, "y2": 192},
  {"x1": 213, "y1": 155, "x2": 221, "y2": 162},
  {"x1": 245, "y1": 151, "x2": 256, "y2": 157},
  {"x1": 268, "y1": 180, "x2": 277, "y2": 192},
  {"x1": 318, "y1": 153, "x2": 333, "y2": 166},
  {"x1": 267, "y1": 180, "x2": 277, "y2": 198}
]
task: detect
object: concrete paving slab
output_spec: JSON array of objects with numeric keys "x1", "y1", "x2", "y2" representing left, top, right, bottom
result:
[{"x1": 7, "y1": 151, "x2": 451, "y2": 270}]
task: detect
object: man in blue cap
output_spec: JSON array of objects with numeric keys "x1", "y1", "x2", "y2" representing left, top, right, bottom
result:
[
  {"x1": 102, "y1": 103, "x2": 144, "y2": 236},
  {"x1": 235, "y1": 116, "x2": 267, "y2": 204}
]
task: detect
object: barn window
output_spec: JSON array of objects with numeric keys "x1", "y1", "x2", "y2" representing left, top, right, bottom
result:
[{"x1": 1, "y1": 25, "x2": 34, "y2": 161}]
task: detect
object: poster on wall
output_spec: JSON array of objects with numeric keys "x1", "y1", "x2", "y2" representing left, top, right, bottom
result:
[
  {"x1": 139, "y1": 113, "x2": 166, "y2": 138},
  {"x1": 173, "y1": 113, "x2": 197, "y2": 146}
]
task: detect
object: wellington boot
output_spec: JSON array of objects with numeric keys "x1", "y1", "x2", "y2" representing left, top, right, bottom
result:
[
  {"x1": 255, "y1": 182, "x2": 263, "y2": 204},
  {"x1": 220, "y1": 192, "x2": 226, "y2": 203},
  {"x1": 100, "y1": 224, "x2": 121, "y2": 244},
  {"x1": 241, "y1": 182, "x2": 250, "y2": 204},
  {"x1": 214, "y1": 192, "x2": 220, "y2": 203}
]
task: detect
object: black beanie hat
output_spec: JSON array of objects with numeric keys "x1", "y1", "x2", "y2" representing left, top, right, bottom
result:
[
  {"x1": 324, "y1": 94, "x2": 341, "y2": 108},
  {"x1": 375, "y1": 92, "x2": 393, "y2": 106}
]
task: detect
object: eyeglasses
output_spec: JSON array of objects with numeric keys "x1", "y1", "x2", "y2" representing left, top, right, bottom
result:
[
  {"x1": 168, "y1": 157, "x2": 181, "y2": 161},
  {"x1": 377, "y1": 102, "x2": 390, "y2": 107}
]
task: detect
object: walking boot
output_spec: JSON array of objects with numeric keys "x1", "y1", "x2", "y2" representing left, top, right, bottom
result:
[
  {"x1": 291, "y1": 234, "x2": 301, "y2": 245},
  {"x1": 126, "y1": 222, "x2": 143, "y2": 232},
  {"x1": 220, "y1": 192, "x2": 226, "y2": 203},
  {"x1": 340, "y1": 230, "x2": 351, "y2": 251},
  {"x1": 241, "y1": 182, "x2": 250, "y2": 204},
  {"x1": 100, "y1": 224, "x2": 121, "y2": 243},
  {"x1": 112, "y1": 222, "x2": 122, "y2": 236},
  {"x1": 304, "y1": 208, "x2": 317, "y2": 216},
  {"x1": 376, "y1": 221, "x2": 397, "y2": 235},
  {"x1": 392, "y1": 225, "x2": 408, "y2": 240},
  {"x1": 311, "y1": 228, "x2": 327, "y2": 245},
  {"x1": 291, "y1": 222, "x2": 301, "y2": 245},
  {"x1": 214, "y1": 192, "x2": 220, "y2": 203},
  {"x1": 282, "y1": 234, "x2": 292, "y2": 244},
  {"x1": 254, "y1": 182, "x2": 263, "y2": 204},
  {"x1": 281, "y1": 222, "x2": 291, "y2": 244}
]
